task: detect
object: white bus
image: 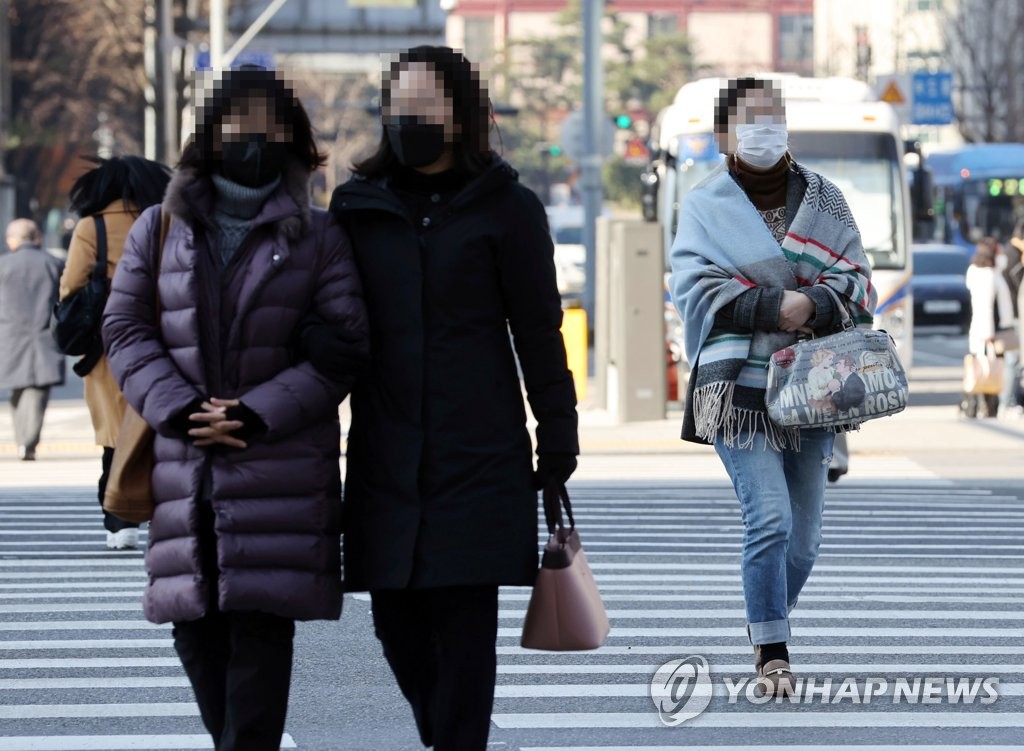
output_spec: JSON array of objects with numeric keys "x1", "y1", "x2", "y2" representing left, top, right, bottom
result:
[{"x1": 645, "y1": 75, "x2": 913, "y2": 367}]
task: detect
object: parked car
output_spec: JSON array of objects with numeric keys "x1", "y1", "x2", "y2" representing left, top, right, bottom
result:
[
  {"x1": 911, "y1": 243, "x2": 972, "y2": 332},
  {"x1": 551, "y1": 224, "x2": 586, "y2": 301},
  {"x1": 546, "y1": 206, "x2": 585, "y2": 301}
]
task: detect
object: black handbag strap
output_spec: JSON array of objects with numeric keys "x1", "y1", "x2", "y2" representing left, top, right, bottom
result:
[
  {"x1": 91, "y1": 215, "x2": 108, "y2": 283},
  {"x1": 542, "y1": 483, "x2": 575, "y2": 535}
]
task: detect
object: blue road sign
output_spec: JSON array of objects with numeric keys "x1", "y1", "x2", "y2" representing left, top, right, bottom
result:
[
  {"x1": 911, "y1": 71, "x2": 954, "y2": 125},
  {"x1": 195, "y1": 50, "x2": 276, "y2": 72}
]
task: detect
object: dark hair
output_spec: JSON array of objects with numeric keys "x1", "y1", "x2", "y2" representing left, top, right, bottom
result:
[
  {"x1": 713, "y1": 77, "x2": 784, "y2": 132},
  {"x1": 836, "y1": 354, "x2": 858, "y2": 369},
  {"x1": 353, "y1": 46, "x2": 496, "y2": 178},
  {"x1": 972, "y1": 237, "x2": 998, "y2": 268},
  {"x1": 68, "y1": 156, "x2": 172, "y2": 218},
  {"x1": 178, "y1": 67, "x2": 326, "y2": 173}
]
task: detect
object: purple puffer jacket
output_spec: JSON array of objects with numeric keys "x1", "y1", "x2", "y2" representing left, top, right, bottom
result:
[{"x1": 103, "y1": 163, "x2": 368, "y2": 625}]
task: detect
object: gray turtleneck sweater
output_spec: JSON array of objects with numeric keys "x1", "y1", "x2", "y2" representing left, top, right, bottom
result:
[{"x1": 211, "y1": 173, "x2": 281, "y2": 266}]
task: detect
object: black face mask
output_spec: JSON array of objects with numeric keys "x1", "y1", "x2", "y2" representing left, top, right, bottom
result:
[
  {"x1": 219, "y1": 138, "x2": 290, "y2": 188},
  {"x1": 386, "y1": 121, "x2": 446, "y2": 169}
]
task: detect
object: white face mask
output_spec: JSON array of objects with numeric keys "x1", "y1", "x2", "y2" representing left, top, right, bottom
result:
[{"x1": 735, "y1": 122, "x2": 789, "y2": 169}]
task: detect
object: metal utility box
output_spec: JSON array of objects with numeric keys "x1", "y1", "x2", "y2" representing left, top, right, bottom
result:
[{"x1": 595, "y1": 218, "x2": 666, "y2": 423}]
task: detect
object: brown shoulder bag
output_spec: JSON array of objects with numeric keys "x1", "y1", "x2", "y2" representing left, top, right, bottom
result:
[{"x1": 103, "y1": 209, "x2": 172, "y2": 524}]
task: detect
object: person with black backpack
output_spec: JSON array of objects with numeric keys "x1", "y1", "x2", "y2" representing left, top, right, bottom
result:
[{"x1": 57, "y1": 156, "x2": 170, "y2": 549}]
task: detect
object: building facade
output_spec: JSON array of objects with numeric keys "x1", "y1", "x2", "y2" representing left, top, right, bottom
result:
[
  {"x1": 446, "y1": 0, "x2": 815, "y2": 78},
  {"x1": 814, "y1": 0, "x2": 945, "y2": 82}
]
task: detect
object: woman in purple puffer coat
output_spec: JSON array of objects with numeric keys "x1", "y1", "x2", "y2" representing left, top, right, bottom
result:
[{"x1": 102, "y1": 68, "x2": 368, "y2": 751}]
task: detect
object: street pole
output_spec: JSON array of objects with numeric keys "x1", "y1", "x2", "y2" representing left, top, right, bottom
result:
[
  {"x1": 581, "y1": 0, "x2": 605, "y2": 329},
  {"x1": 159, "y1": 0, "x2": 178, "y2": 163},
  {"x1": 0, "y1": 0, "x2": 9, "y2": 168},
  {"x1": 0, "y1": 0, "x2": 14, "y2": 233},
  {"x1": 143, "y1": 0, "x2": 158, "y2": 160},
  {"x1": 210, "y1": 0, "x2": 226, "y2": 72}
]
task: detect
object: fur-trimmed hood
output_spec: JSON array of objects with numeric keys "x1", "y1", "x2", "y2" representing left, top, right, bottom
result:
[{"x1": 162, "y1": 157, "x2": 312, "y2": 241}]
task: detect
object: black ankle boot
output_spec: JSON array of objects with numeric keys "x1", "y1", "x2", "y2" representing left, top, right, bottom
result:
[{"x1": 757, "y1": 641, "x2": 789, "y2": 668}]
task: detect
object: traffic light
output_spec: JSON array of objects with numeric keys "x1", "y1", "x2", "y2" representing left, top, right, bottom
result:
[
  {"x1": 539, "y1": 143, "x2": 563, "y2": 157},
  {"x1": 614, "y1": 114, "x2": 633, "y2": 129}
]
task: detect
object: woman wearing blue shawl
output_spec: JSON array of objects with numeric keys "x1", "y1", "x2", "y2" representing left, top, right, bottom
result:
[{"x1": 669, "y1": 78, "x2": 876, "y2": 696}]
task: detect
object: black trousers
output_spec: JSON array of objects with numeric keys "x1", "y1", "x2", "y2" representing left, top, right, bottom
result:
[
  {"x1": 173, "y1": 609, "x2": 295, "y2": 751},
  {"x1": 370, "y1": 585, "x2": 499, "y2": 751},
  {"x1": 173, "y1": 496, "x2": 295, "y2": 751},
  {"x1": 98, "y1": 447, "x2": 138, "y2": 533}
]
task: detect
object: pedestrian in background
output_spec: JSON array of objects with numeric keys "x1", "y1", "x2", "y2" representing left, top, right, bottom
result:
[
  {"x1": 61, "y1": 155, "x2": 171, "y2": 550},
  {"x1": 103, "y1": 67, "x2": 368, "y2": 751},
  {"x1": 965, "y1": 238, "x2": 1016, "y2": 418},
  {"x1": 966, "y1": 238, "x2": 1015, "y2": 357},
  {"x1": 0, "y1": 218, "x2": 64, "y2": 460},
  {"x1": 670, "y1": 77, "x2": 876, "y2": 695},
  {"x1": 318, "y1": 46, "x2": 578, "y2": 750}
]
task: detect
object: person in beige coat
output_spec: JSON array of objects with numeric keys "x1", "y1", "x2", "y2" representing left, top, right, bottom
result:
[{"x1": 60, "y1": 156, "x2": 170, "y2": 549}]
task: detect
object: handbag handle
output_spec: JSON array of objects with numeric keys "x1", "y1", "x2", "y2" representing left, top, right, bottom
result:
[
  {"x1": 91, "y1": 215, "x2": 108, "y2": 284},
  {"x1": 541, "y1": 483, "x2": 576, "y2": 536},
  {"x1": 814, "y1": 284, "x2": 855, "y2": 333}
]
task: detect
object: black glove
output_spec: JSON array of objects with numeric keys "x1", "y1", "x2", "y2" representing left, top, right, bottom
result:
[
  {"x1": 168, "y1": 399, "x2": 267, "y2": 445},
  {"x1": 298, "y1": 313, "x2": 369, "y2": 379},
  {"x1": 167, "y1": 398, "x2": 205, "y2": 440},
  {"x1": 224, "y1": 402, "x2": 267, "y2": 442},
  {"x1": 533, "y1": 453, "x2": 578, "y2": 490}
]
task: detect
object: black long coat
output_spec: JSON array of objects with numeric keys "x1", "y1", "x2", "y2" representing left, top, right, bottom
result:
[{"x1": 330, "y1": 160, "x2": 578, "y2": 591}]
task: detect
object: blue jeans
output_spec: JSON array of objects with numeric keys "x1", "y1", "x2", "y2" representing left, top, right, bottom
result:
[
  {"x1": 714, "y1": 428, "x2": 835, "y2": 645},
  {"x1": 999, "y1": 350, "x2": 1022, "y2": 410}
]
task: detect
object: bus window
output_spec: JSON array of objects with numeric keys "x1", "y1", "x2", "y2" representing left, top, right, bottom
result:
[{"x1": 791, "y1": 132, "x2": 906, "y2": 271}]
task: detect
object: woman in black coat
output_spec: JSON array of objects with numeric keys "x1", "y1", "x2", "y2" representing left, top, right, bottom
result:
[{"x1": 310, "y1": 46, "x2": 578, "y2": 750}]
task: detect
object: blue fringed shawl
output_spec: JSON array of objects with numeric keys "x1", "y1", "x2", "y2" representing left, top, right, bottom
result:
[{"x1": 669, "y1": 162, "x2": 877, "y2": 450}]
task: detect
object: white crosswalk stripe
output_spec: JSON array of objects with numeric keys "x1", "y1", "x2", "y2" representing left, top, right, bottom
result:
[
  {"x1": 2, "y1": 482, "x2": 1023, "y2": 749},
  {"x1": 489, "y1": 481, "x2": 1024, "y2": 749},
  {"x1": 0, "y1": 490, "x2": 293, "y2": 750}
]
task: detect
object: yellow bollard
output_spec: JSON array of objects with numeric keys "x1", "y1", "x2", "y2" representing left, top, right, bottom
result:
[{"x1": 560, "y1": 307, "x2": 588, "y2": 402}]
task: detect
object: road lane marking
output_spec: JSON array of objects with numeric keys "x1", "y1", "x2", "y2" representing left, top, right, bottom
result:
[
  {"x1": 494, "y1": 664, "x2": 1024, "y2": 675},
  {"x1": 0, "y1": 658, "x2": 180, "y2": 669},
  {"x1": 519, "y1": 746, "x2": 1024, "y2": 750},
  {"x1": 497, "y1": 609, "x2": 1024, "y2": 620},
  {"x1": 0, "y1": 703, "x2": 195, "y2": 718},
  {"x1": 0, "y1": 621, "x2": 164, "y2": 631},
  {"x1": 496, "y1": 645, "x2": 1024, "y2": 655},
  {"x1": 0, "y1": 640, "x2": 169, "y2": 650},
  {"x1": 0, "y1": 734, "x2": 296, "y2": 750},
  {"x1": 0, "y1": 676, "x2": 188, "y2": 689},
  {"x1": 490, "y1": 712, "x2": 1024, "y2": 729},
  {"x1": 495, "y1": 627, "x2": 1024, "y2": 637}
]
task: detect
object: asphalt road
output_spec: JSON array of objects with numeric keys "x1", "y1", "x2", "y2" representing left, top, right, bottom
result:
[
  {"x1": 1, "y1": 479, "x2": 1022, "y2": 750},
  {"x1": 1, "y1": 331, "x2": 1022, "y2": 750}
]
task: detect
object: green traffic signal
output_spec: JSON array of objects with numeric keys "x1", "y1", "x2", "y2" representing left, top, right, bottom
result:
[
  {"x1": 548, "y1": 145, "x2": 563, "y2": 156},
  {"x1": 614, "y1": 114, "x2": 633, "y2": 129}
]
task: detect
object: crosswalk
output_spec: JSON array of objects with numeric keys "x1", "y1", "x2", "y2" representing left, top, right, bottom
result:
[
  {"x1": 2, "y1": 481, "x2": 1023, "y2": 750},
  {"x1": 0, "y1": 491, "x2": 297, "y2": 751},
  {"x1": 488, "y1": 481, "x2": 1024, "y2": 750}
]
